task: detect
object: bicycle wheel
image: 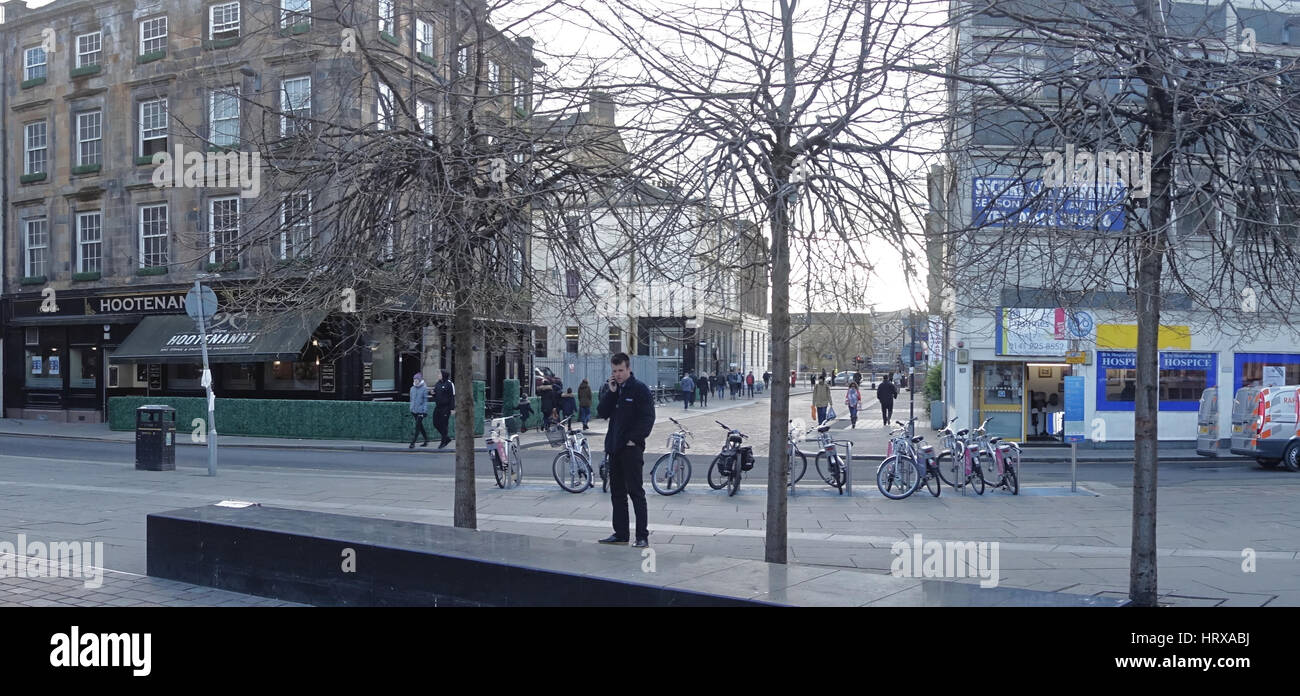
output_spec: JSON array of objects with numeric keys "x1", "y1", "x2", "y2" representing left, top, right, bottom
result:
[
  {"x1": 935, "y1": 452, "x2": 958, "y2": 488},
  {"x1": 651, "y1": 453, "x2": 690, "y2": 496},
  {"x1": 788, "y1": 450, "x2": 808, "y2": 485},
  {"x1": 814, "y1": 452, "x2": 838, "y2": 487},
  {"x1": 508, "y1": 447, "x2": 523, "y2": 487},
  {"x1": 876, "y1": 456, "x2": 917, "y2": 500},
  {"x1": 828, "y1": 454, "x2": 846, "y2": 493},
  {"x1": 925, "y1": 464, "x2": 942, "y2": 497},
  {"x1": 970, "y1": 456, "x2": 986, "y2": 495},
  {"x1": 491, "y1": 450, "x2": 506, "y2": 488},
  {"x1": 552, "y1": 451, "x2": 591, "y2": 493},
  {"x1": 728, "y1": 465, "x2": 742, "y2": 497},
  {"x1": 707, "y1": 456, "x2": 730, "y2": 490}
]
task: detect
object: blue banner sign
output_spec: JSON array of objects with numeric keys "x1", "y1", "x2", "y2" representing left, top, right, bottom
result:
[{"x1": 972, "y1": 177, "x2": 1126, "y2": 231}]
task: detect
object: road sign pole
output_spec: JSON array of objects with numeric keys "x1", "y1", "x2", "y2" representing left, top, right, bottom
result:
[
  {"x1": 1071, "y1": 441, "x2": 1077, "y2": 493},
  {"x1": 192, "y1": 280, "x2": 218, "y2": 476}
]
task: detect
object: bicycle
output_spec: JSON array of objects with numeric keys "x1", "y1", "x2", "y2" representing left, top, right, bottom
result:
[
  {"x1": 706, "y1": 420, "x2": 753, "y2": 497},
  {"x1": 650, "y1": 417, "x2": 693, "y2": 495},
  {"x1": 876, "y1": 420, "x2": 923, "y2": 499},
  {"x1": 800, "y1": 418, "x2": 847, "y2": 493},
  {"x1": 550, "y1": 416, "x2": 604, "y2": 493},
  {"x1": 786, "y1": 420, "x2": 814, "y2": 486},
  {"x1": 973, "y1": 419, "x2": 1020, "y2": 495},
  {"x1": 486, "y1": 416, "x2": 523, "y2": 489}
]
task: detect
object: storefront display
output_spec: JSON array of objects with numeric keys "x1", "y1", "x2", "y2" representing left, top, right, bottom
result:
[{"x1": 1096, "y1": 351, "x2": 1215, "y2": 411}]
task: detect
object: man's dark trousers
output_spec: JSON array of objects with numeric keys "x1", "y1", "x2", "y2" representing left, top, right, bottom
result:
[
  {"x1": 608, "y1": 445, "x2": 649, "y2": 541},
  {"x1": 881, "y1": 401, "x2": 894, "y2": 425},
  {"x1": 433, "y1": 407, "x2": 452, "y2": 443}
]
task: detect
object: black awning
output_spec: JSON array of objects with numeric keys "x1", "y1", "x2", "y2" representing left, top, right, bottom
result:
[{"x1": 109, "y1": 310, "x2": 327, "y2": 364}]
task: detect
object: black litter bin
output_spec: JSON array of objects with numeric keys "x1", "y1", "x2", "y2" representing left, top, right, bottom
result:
[{"x1": 135, "y1": 405, "x2": 177, "y2": 471}]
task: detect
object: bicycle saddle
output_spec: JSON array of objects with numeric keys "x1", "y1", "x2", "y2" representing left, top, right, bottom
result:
[
  {"x1": 816, "y1": 424, "x2": 832, "y2": 433},
  {"x1": 988, "y1": 436, "x2": 1002, "y2": 444},
  {"x1": 956, "y1": 428, "x2": 969, "y2": 436},
  {"x1": 911, "y1": 436, "x2": 924, "y2": 443}
]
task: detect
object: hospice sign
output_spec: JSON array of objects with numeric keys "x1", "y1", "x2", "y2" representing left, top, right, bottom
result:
[{"x1": 972, "y1": 177, "x2": 1126, "y2": 232}]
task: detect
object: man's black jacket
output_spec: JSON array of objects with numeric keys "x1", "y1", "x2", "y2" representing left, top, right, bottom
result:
[
  {"x1": 876, "y1": 381, "x2": 898, "y2": 403},
  {"x1": 433, "y1": 380, "x2": 455, "y2": 410},
  {"x1": 597, "y1": 373, "x2": 656, "y2": 454}
]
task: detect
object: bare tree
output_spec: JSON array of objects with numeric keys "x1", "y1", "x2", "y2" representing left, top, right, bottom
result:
[
  {"x1": 939, "y1": 0, "x2": 1300, "y2": 604},
  {"x1": 573, "y1": 0, "x2": 947, "y2": 562}
]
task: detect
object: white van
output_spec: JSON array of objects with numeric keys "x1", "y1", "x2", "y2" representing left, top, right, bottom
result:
[
  {"x1": 1195, "y1": 387, "x2": 1219, "y2": 456},
  {"x1": 1228, "y1": 385, "x2": 1300, "y2": 470}
]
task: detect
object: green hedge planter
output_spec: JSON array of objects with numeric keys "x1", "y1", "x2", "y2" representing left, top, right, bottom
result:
[
  {"x1": 136, "y1": 266, "x2": 168, "y2": 276},
  {"x1": 136, "y1": 155, "x2": 159, "y2": 166},
  {"x1": 205, "y1": 38, "x2": 241, "y2": 50},
  {"x1": 71, "y1": 64, "x2": 102, "y2": 78},
  {"x1": 72, "y1": 271, "x2": 101, "y2": 282},
  {"x1": 21, "y1": 76, "x2": 46, "y2": 89},
  {"x1": 380, "y1": 31, "x2": 400, "y2": 46},
  {"x1": 72, "y1": 163, "x2": 102, "y2": 175},
  {"x1": 281, "y1": 23, "x2": 311, "y2": 36},
  {"x1": 20, "y1": 172, "x2": 47, "y2": 184},
  {"x1": 137, "y1": 51, "x2": 166, "y2": 64},
  {"x1": 418, "y1": 53, "x2": 437, "y2": 66},
  {"x1": 205, "y1": 260, "x2": 240, "y2": 272},
  {"x1": 109, "y1": 387, "x2": 487, "y2": 441},
  {"x1": 20, "y1": 275, "x2": 47, "y2": 286}
]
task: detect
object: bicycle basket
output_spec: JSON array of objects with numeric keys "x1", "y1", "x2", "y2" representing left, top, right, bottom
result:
[
  {"x1": 739, "y1": 446, "x2": 755, "y2": 471},
  {"x1": 545, "y1": 426, "x2": 567, "y2": 448}
]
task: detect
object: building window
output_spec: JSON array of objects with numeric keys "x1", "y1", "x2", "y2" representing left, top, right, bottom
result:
[
  {"x1": 281, "y1": 75, "x2": 311, "y2": 136},
  {"x1": 210, "y1": 87, "x2": 240, "y2": 147},
  {"x1": 488, "y1": 61, "x2": 500, "y2": 94},
  {"x1": 77, "y1": 32, "x2": 102, "y2": 68},
  {"x1": 534, "y1": 327, "x2": 548, "y2": 358},
  {"x1": 565, "y1": 326, "x2": 580, "y2": 354},
  {"x1": 77, "y1": 212, "x2": 103, "y2": 273},
  {"x1": 417, "y1": 99, "x2": 435, "y2": 134},
  {"x1": 1097, "y1": 351, "x2": 1215, "y2": 412},
  {"x1": 281, "y1": 0, "x2": 310, "y2": 27},
  {"x1": 565, "y1": 270, "x2": 580, "y2": 298},
  {"x1": 281, "y1": 191, "x2": 312, "y2": 259},
  {"x1": 513, "y1": 76, "x2": 528, "y2": 113},
  {"x1": 378, "y1": 0, "x2": 394, "y2": 34},
  {"x1": 24, "y1": 46, "x2": 46, "y2": 81},
  {"x1": 24, "y1": 122, "x2": 47, "y2": 175},
  {"x1": 77, "y1": 111, "x2": 102, "y2": 166},
  {"x1": 210, "y1": 2, "x2": 240, "y2": 40},
  {"x1": 416, "y1": 19, "x2": 434, "y2": 57},
  {"x1": 139, "y1": 204, "x2": 169, "y2": 267},
  {"x1": 209, "y1": 197, "x2": 241, "y2": 265},
  {"x1": 140, "y1": 17, "x2": 167, "y2": 55},
  {"x1": 609, "y1": 326, "x2": 623, "y2": 354},
  {"x1": 370, "y1": 324, "x2": 396, "y2": 391},
  {"x1": 139, "y1": 98, "x2": 168, "y2": 157},
  {"x1": 265, "y1": 359, "x2": 319, "y2": 390},
  {"x1": 25, "y1": 217, "x2": 49, "y2": 278},
  {"x1": 377, "y1": 81, "x2": 394, "y2": 129},
  {"x1": 458, "y1": 46, "x2": 469, "y2": 76}
]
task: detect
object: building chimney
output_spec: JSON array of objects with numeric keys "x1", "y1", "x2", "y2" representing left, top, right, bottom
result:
[{"x1": 589, "y1": 91, "x2": 616, "y2": 125}]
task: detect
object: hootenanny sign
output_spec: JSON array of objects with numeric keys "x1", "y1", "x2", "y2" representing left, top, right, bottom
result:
[
  {"x1": 109, "y1": 311, "x2": 325, "y2": 364},
  {"x1": 13, "y1": 291, "x2": 189, "y2": 319}
]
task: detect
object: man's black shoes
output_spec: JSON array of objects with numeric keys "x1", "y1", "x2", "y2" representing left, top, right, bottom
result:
[
  {"x1": 598, "y1": 535, "x2": 629, "y2": 544},
  {"x1": 632, "y1": 538, "x2": 650, "y2": 548}
]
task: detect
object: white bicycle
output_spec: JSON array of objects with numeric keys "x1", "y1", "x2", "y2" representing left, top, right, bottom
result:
[{"x1": 486, "y1": 417, "x2": 522, "y2": 489}]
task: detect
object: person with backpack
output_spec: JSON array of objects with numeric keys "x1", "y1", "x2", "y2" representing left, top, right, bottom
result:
[
  {"x1": 432, "y1": 370, "x2": 455, "y2": 448},
  {"x1": 560, "y1": 387, "x2": 578, "y2": 422},
  {"x1": 409, "y1": 373, "x2": 430, "y2": 448},
  {"x1": 680, "y1": 373, "x2": 695, "y2": 410},
  {"x1": 578, "y1": 379, "x2": 594, "y2": 430},
  {"x1": 746, "y1": 371, "x2": 755, "y2": 397},
  {"x1": 876, "y1": 376, "x2": 899, "y2": 426},
  {"x1": 813, "y1": 375, "x2": 832, "y2": 424},
  {"x1": 845, "y1": 381, "x2": 862, "y2": 429}
]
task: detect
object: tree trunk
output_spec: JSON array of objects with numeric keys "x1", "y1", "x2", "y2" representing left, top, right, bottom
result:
[
  {"x1": 765, "y1": 195, "x2": 792, "y2": 565},
  {"x1": 453, "y1": 284, "x2": 477, "y2": 529}
]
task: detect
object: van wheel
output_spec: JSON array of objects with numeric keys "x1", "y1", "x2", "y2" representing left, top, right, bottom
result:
[{"x1": 1282, "y1": 443, "x2": 1300, "y2": 472}]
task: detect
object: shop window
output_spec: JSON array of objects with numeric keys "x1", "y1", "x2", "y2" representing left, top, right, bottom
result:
[
  {"x1": 1097, "y1": 351, "x2": 1215, "y2": 411},
  {"x1": 1236, "y1": 353, "x2": 1300, "y2": 390},
  {"x1": 25, "y1": 347, "x2": 62, "y2": 389},
  {"x1": 264, "y1": 360, "x2": 318, "y2": 390},
  {"x1": 972, "y1": 361, "x2": 1024, "y2": 441},
  {"x1": 167, "y1": 363, "x2": 204, "y2": 390},
  {"x1": 70, "y1": 347, "x2": 100, "y2": 389},
  {"x1": 223, "y1": 362, "x2": 258, "y2": 390},
  {"x1": 370, "y1": 326, "x2": 396, "y2": 391}
]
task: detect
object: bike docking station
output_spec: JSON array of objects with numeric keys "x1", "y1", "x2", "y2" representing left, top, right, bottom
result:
[{"x1": 1064, "y1": 375, "x2": 1086, "y2": 492}]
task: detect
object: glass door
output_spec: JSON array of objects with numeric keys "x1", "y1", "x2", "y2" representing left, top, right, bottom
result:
[{"x1": 972, "y1": 360, "x2": 1024, "y2": 441}]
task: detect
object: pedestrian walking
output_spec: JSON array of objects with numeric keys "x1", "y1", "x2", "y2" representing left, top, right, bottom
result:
[
  {"x1": 680, "y1": 373, "x2": 695, "y2": 410},
  {"x1": 717, "y1": 373, "x2": 727, "y2": 399},
  {"x1": 432, "y1": 369, "x2": 455, "y2": 448},
  {"x1": 746, "y1": 371, "x2": 755, "y2": 397},
  {"x1": 845, "y1": 381, "x2": 862, "y2": 429},
  {"x1": 578, "y1": 379, "x2": 593, "y2": 430},
  {"x1": 790, "y1": 370, "x2": 797, "y2": 387},
  {"x1": 698, "y1": 374, "x2": 709, "y2": 407},
  {"x1": 813, "y1": 376, "x2": 832, "y2": 424},
  {"x1": 729, "y1": 370, "x2": 741, "y2": 399},
  {"x1": 408, "y1": 373, "x2": 430, "y2": 448},
  {"x1": 809, "y1": 373, "x2": 816, "y2": 389},
  {"x1": 560, "y1": 388, "x2": 577, "y2": 422},
  {"x1": 516, "y1": 396, "x2": 534, "y2": 433},
  {"x1": 597, "y1": 352, "x2": 656, "y2": 548},
  {"x1": 877, "y1": 376, "x2": 899, "y2": 426},
  {"x1": 763, "y1": 371, "x2": 772, "y2": 392},
  {"x1": 538, "y1": 378, "x2": 557, "y2": 428}
]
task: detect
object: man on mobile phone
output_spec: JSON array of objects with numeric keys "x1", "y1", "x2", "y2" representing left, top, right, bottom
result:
[{"x1": 596, "y1": 352, "x2": 656, "y2": 547}]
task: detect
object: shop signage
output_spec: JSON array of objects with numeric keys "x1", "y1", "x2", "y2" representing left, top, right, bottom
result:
[
  {"x1": 996, "y1": 308, "x2": 1095, "y2": 356},
  {"x1": 1065, "y1": 350, "x2": 1088, "y2": 364},
  {"x1": 148, "y1": 364, "x2": 163, "y2": 391},
  {"x1": 319, "y1": 363, "x2": 336, "y2": 393},
  {"x1": 972, "y1": 176, "x2": 1126, "y2": 231},
  {"x1": 362, "y1": 363, "x2": 373, "y2": 394},
  {"x1": 1098, "y1": 352, "x2": 1215, "y2": 370},
  {"x1": 48, "y1": 356, "x2": 60, "y2": 376},
  {"x1": 13, "y1": 290, "x2": 189, "y2": 319},
  {"x1": 1064, "y1": 375, "x2": 1086, "y2": 443}
]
